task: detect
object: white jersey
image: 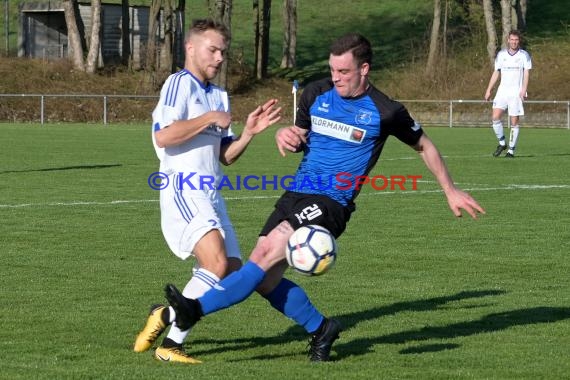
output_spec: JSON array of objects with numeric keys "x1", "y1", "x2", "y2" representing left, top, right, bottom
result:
[
  {"x1": 494, "y1": 48, "x2": 532, "y2": 95},
  {"x1": 151, "y1": 69, "x2": 241, "y2": 260},
  {"x1": 151, "y1": 69, "x2": 234, "y2": 189}
]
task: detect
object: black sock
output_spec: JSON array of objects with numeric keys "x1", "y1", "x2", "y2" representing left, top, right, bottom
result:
[{"x1": 161, "y1": 337, "x2": 181, "y2": 348}]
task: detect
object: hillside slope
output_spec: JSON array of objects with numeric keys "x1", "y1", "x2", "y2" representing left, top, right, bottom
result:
[{"x1": 1, "y1": 37, "x2": 569, "y2": 124}]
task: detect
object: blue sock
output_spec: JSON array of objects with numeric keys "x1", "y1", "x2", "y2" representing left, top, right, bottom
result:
[
  {"x1": 199, "y1": 261, "x2": 265, "y2": 315},
  {"x1": 262, "y1": 277, "x2": 324, "y2": 334}
]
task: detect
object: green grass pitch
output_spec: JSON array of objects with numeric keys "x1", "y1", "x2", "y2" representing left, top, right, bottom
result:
[{"x1": 1, "y1": 123, "x2": 569, "y2": 379}]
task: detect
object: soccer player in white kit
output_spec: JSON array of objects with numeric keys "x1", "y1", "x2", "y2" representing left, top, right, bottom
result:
[
  {"x1": 133, "y1": 19, "x2": 281, "y2": 363},
  {"x1": 485, "y1": 30, "x2": 532, "y2": 158}
]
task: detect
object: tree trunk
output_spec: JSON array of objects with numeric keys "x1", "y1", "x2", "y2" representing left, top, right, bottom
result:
[
  {"x1": 500, "y1": 0, "x2": 512, "y2": 47},
  {"x1": 208, "y1": 0, "x2": 232, "y2": 87},
  {"x1": 256, "y1": 0, "x2": 271, "y2": 79},
  {"x1": 442, "y1": 0, "x2": 448, "y2": 58},
  {"x1": 483, "y1": 0, "x2": 497, "y2": 65},
  {"x1": 280, "y1": 0, "x2": 297, "y2": 68},
  {"x1": 62, "y1": 0, "x2": 85, "y2": 71},
  {"x1": 85, "y1": 0, "x2": 101, "y2": 73},
  {"x1": 162, "y1": 0, "x2": 174, "y2": 73},
  {"x1": 425, "y1": 0, "x2": 441, "y2": 76},
  {"x1": 514, "y1": 0, "x2": 527, "y2": 31},
  {"x1": 146, "y1": 0, "x2": 161, "y2": 72},
  {"x1": 175, "y1": 0, "x2": 186, "y2": 69},
  {"x1": 121, "y1": 0, "x2": 131, "y2": 67}
]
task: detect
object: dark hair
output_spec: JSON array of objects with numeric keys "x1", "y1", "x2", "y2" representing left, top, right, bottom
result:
[
  {"x1": 509, "y1": 29, "x2": 522, "y2": 39},
  {"x1": 186, "y1": 18, "x2": 230, "y2": 43},
  {"x1": 329, "y1": 33, "x2": 373, "y2": 67}
]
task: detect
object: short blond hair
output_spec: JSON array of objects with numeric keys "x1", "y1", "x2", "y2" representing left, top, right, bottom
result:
[{"x1": 185, "y1": 18, "x2": 230, "y2": 44}]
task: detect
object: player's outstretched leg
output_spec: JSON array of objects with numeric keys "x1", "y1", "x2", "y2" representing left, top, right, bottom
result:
[
  {"x1": 307, "y1": 318, "x2": 342, "y2": 362},
  {"x1": 164, "y1": 284, "x2": 203, "y2": 331},
  {"x1": 133, "y1": 304, "x2": 169, "y2": 352}
]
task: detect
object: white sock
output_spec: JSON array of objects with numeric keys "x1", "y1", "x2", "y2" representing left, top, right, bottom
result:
[
  {"x1": 492, "y1": 120, "x2": 505, "y2": 144},
  {"x1": 165, "y1": 268, "x2": 220, "y2": 344},
  {"x1": 509, "y1": 125, "x2": 520, "y2": 152}
]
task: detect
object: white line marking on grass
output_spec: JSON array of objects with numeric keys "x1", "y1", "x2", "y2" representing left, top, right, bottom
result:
[
  {"x1": 0, "y1": 184, "x2": 568, "y2": 209},
  {"x1": 0, "y1": 199, "x2": 159, "y2": 208},
  {"x1": 0, "y1": 195, "x2": 282, "y2": 208},
  {"x1": 381, "y1": 154, "x2": 491, "y2": 161},
  {"x1": 364, "y1": 184, "x2": 570, "y2": 197}
]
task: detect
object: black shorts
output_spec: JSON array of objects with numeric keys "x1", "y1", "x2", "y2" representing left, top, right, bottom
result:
[{"x1": 259, "y1": 191, "x2": 353, "y2": 238}]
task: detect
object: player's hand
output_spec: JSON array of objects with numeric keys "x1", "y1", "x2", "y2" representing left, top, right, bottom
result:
[
  {"x1": 244, "y1": 99, "x2": 282, "y2": 136},
  {"x1": 276, "y1": 126, "x2": 307, "y2": 157},
  {"x1": 445, "y1": 188, "x2": 486, "y2": 219},
  {"x1": 210, "y1": 111, "x2": 232, "y2": 129},
  {"x1": 484, "y1": 91, "x2": 492, "y2": 102}
]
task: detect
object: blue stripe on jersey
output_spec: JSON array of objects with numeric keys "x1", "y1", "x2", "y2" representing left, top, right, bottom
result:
[
  {"x1": 194, "y1": 270, "x2": 219, "y2": 287},
  {"x1": 293, "y1": 79, "x2": 422, "y2": 207},
  {"x1": 186, "y1": 70, "x2": 213, "y2": 93},
  {"x1": 174, "y1": 194, "x2": 191, "y2": 223},
  {"x1": 165, "y1": 70, "x2": 188, "y2": 107},
  {"x1": 153, "y1": 122, "x2": 160, "y2": 132},
  {"x1": 294, "y1": 87, "x2": 381, "y2": 206},
  {"x1": 173, "y1": 179, "x2": 195, "y2": 223}
]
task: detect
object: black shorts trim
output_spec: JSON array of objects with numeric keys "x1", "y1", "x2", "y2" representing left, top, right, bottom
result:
[{"x1": 259, "y1": 191, "x2": 352, "y2": 238}]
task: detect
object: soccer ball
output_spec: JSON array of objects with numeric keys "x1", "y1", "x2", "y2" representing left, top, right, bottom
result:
[{"x1": 286, "y1": 225, "x2": 337, "y2": 276}]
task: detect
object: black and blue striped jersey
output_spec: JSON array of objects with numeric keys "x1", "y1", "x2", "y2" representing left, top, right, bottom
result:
[{"x1": 292, "y1": 78, "x2": 423, "y2": 208}]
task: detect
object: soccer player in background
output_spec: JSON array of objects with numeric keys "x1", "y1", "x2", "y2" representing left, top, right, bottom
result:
[
  {"x1": 133, "y1": 19, "x2": 282, "y2": 363},
  {"x1": 164, "y1": 32, "x2": 486, "y2": 362},
  {"x1": 484, "y1": 30, "x2": 532, "y2": 158}
]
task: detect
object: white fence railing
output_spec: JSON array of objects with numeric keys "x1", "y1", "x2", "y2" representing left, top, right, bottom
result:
[
  {"x1": 398, "y1": 99, "x2": 570, "y2": 129},
  {"x1": 1, "y1": 94, "x2": 569, "y2": 128}
]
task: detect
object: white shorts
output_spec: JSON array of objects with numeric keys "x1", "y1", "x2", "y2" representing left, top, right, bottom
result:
[
  {"x1": 159, "y1": 173, "x2": 241, "y2": 261},
  {"x1": 493, "y1": 92, "x2": 524, "y2": 117}
]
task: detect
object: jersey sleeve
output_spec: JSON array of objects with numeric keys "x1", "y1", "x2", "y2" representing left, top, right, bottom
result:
[
  {"x1": 152, "y1": 73, "x2": 191, "y2": 131},
  {"x1": 151, "y1": 73, "x2": 191, "y2": 161},
  {"x1": 295, "y1": 79, "x2": 334, "y2": 130},
  {"x1": 523, "y1": 50, "x2": 532, "y2": 70},
  {"x1": 388, "y1": 103, "x2": 423, "y2": 146},
  {"x1": 369, "y1": 86, "x2": 423, "y2": 146},
  {"x1": 494, "y1": 49, "x2": 506, "y2": 72}
]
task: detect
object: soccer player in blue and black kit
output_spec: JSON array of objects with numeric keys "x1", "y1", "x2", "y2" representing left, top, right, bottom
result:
[{"x1": 164, "y1": 32, "x2": 486, "y2": 362}]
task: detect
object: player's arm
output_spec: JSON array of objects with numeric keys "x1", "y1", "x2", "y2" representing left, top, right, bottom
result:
[
  {"x1": 520, "y1": 68, "x2": 530, "y2": 99},
  {"x1": 154, "y1": 111, "x2": 231, "y2": 148},
  {"x1": 484, "y1": 70, "x2": 500, "y2": 101},
  {"x1": 220, "y1": 99, "x2": 282, "y2": 165},
  {"x1": 412, "y1": 134, "x2": 485, "y2": 219}
]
